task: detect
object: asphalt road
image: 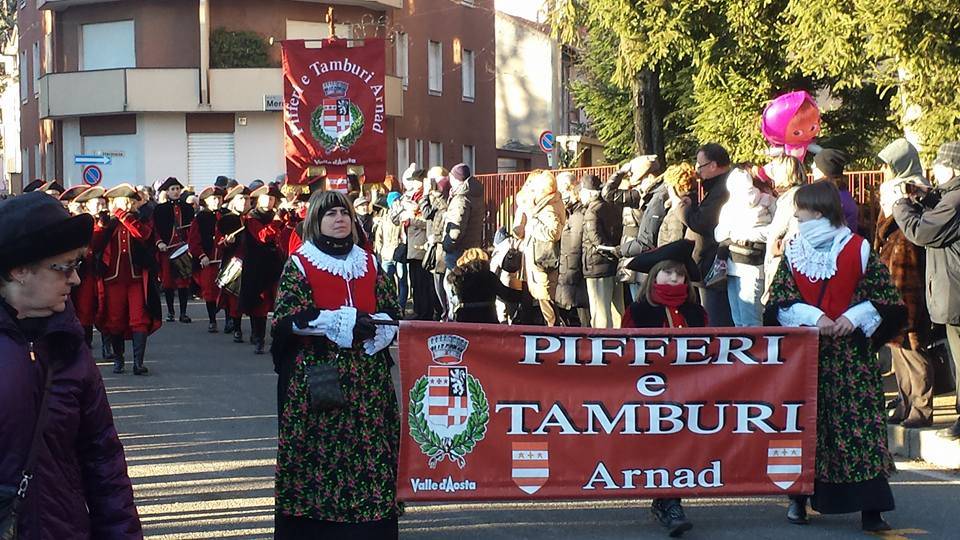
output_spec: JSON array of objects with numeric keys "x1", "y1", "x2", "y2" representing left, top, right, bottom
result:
[{"x1": 100, "y1": 303, "x2": 960, "y2": 539}]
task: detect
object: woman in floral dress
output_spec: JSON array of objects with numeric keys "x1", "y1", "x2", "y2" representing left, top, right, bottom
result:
[
  {"x1": 764, "y1": 180, "x2": 905, "y2": 532},
  {"x1": 270, "y1": 190, "x2": 401, "y2": 539}
]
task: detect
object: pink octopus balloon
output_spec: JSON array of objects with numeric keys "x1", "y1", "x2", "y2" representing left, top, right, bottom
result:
[{"x1": 761, "y1": 91, "x2": 821, "y2": 161}]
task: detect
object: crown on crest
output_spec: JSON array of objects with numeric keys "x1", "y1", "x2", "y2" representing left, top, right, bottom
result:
[
  {"x1": 427, "y1": 334, "x2": 469, "y2": 365},
  {"x1": 322, "y1": 80, "x2": 350, "y2": 98}
]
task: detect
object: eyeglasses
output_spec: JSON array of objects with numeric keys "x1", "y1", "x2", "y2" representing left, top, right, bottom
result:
[
  {"x1": 49, "y1": 259, "x2": 83, "y2": 276},
  {"x1": 695, "y1": 161, "x2": 713, "y2": 172}
]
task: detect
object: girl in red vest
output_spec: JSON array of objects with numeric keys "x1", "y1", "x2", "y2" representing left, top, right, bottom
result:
[
  {"x1": 620, "y1": 239, "x2": 704, "y2": 538},
  {"x1": 764, "y1": 180, "x2": 905, "y2": 532},
  {"x1": 270, "y1": 190, "x2": 401, "y2": 539}
]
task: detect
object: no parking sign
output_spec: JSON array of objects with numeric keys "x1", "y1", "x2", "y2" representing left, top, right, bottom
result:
[
  {"x1": 82, "y1": 165, "x2": 103, "y2": 186},
  {"x1": 538, "y1": 130, "x2": 555, "y2": 154}
]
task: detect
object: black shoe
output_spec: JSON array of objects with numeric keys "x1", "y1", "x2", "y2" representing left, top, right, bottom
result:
[
  {"x1": 112, "y1": 357, "x2": 125, "y2": 374},
  {"x1": 861, "y1": 512, "x2": 891, "y2": 532},
  {"x1": 179, "y1": 314, "x2": 192, "y2": 323},
  {"x1": 254, "y1": 339, "x2": 265, "y2": 355},
  {"x1": 786, "y1": 496, "x2": 809, "y2": 525},
  {"x1": 651, "y1": 500, "x2": 692, "y2": 537},
  {"x1": 939, "y1": 419, "x2": 960, "y2": 440},
  {"x1": 233, "y1": 331, "x2": 244, "y2": 343},
  {"x1": 207, "y1": 322, "x2": 218, "y2": 333},
  {"x1": 166, "y1": 313, "x2": 176, "y2": 322},
  {"x1": 223, "y1": 318, "x2": 235, "y2": 334},
  {"x1": 131, "y1": 332, "x2": 149, "y2": 375},
  {"x1": 902, "y1": 417, "x2": 933, "y2": 429},
  {"x1": 133, "y1": 365, "x2": 149, "y2": 375}
]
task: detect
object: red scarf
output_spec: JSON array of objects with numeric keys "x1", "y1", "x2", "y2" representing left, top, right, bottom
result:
[{"x1": 651, "y1": 283, "x2": 688, "y2": 308}]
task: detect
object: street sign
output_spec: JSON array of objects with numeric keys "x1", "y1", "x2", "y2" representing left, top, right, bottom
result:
[
  {"x1": 82, "y1": 165, "x2": 103, "y2": 186},
  {"x1": 538, "y1": 130, "x2": 555, "y2": 154},
  {"x1": 264, "y1": 95, "x2": 284, "y2": 112},
  {"x1": 74, "y1": 154, "x2": 112, "y2": 166}
]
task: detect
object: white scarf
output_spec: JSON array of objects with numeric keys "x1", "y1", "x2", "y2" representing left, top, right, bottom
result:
[{"x1": 784, "y1": 218, "x2": 852, "y2": 281}]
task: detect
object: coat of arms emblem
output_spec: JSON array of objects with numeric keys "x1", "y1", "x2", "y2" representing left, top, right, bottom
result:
[
  {"x1": 766, "y1": 439, "x2": 803, "y2": 490},
  {"x1": 310, "y1": 80, "x2": 365, "y2": 152},
  {"x1": 512, "y1": 441, "x2": 549, "y2": 494},
  {"x1": 408, "y1": 335, "x2": 489, "y2": 468}
]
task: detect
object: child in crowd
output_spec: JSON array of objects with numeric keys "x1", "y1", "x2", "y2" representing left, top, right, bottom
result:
[
  {"x1": 764, "y1": 180, "x2": 905, "y2": 532},
  {"x1": 621, "y1": 239, "x2": 705, "y2": 537},
  {"x1": 448, "y1": 248, "x2": 524, "y2": 324}
]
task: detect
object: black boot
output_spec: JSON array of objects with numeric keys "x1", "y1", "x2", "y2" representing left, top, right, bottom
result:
[
  {"x1": 206, "y1": 301, "x2": 219, "y2": 333},
  {"x1": 112, "y1": 335, "x2": 126, "y2": 374},
  {"x1": 132, "y1": 332, "x2": 149, "y2": 375},
  {"x1": 787, "y1": 495, "x2": 809, "y2": 525},
  {"x1": 253, "y1": 317, "x2": 267, "y2": 355},
  {"x1": 861, "y1": 511, "x2": 891, "y2": 532},
  {"x1": 223, "y1": 317, "x2": 235, "y2": 334},
  {"x1": 101, "y1": 333, "x2": 115, "y2": 359},
  {"x1": 178, "y1": 288, "x2": 192, "y2": 323},
  {"x1": 164, "y1": 289, "x2": 176, "y2": 321},
  {"x1": 651, "y1": 498, "x2": 692, "y2": 537},
  {"x1": 232, "y1": 318, "x2": 244, "y2": 343}
]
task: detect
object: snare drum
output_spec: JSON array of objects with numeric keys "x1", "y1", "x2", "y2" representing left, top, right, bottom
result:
[
  {"x1": 216, "y1": 257, "x2": 243, "y2": 297},
  {"x1": 169, "y1": 244, "x2": 193, "y2": 281}
]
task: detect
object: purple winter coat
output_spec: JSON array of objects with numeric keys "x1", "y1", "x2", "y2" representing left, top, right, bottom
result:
[
  {"x1": 0, "y1": 301, "x2": 142, "y2": 539},
  {"x1": 839, "y1": 188, "x2": 859, "y2": 233}
]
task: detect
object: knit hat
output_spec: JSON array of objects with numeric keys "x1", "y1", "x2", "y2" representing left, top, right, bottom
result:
[
  {"x1": 386, "y1": 192, "x2": 402, "y2": 207},
  {"x1": 0, "y1": 192, "x2": 94, "y2": 272},
  {"x1": 450, "y1": 163, "x2": 471, "y2": 182},
  {"x1": 933, "y1": 141, "x2": 960, "y2": 171},
  {"x1": 814, "y1": 149, "x2": 850, "y2": 177}
]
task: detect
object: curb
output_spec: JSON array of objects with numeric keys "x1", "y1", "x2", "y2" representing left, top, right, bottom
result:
[{"x1": 888, "y1": 424, "x2": 960, "y2": 469}]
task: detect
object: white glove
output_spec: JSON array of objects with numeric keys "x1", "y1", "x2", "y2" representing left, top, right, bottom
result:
[
  {"x1": 402, "y1": 163, "x2": 418, "y2": 182},
  {"x1": 291, "y1": 306, "x2": 357, "y2": 349},
  {"x1": 363, "y1": 313, "x2": 398, "y2": 355}
]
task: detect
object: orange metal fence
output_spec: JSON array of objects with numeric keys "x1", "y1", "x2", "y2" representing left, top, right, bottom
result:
[{"x1": 475, "y1": 166, "x2": 887, "y2": 244}]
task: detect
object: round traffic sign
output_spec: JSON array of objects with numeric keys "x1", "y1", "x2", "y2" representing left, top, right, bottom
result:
[
  {"x1": 538, "y1": 130, "x2": 555, "y2": 153},
  {"x1": 82, "y1": 165, "x2": 103, "y2": 186}
]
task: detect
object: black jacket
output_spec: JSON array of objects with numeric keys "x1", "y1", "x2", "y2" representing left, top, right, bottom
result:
[
  {"x1": 624, "y1": 299, "x2": 708, "y2": 329},
  {"x1": 622, "y1": 182, "x2": 669, "y2": 257},
  {"x1": 582, "y1": 198, "x2": 623, "y2": 278},
  {"x1": 450, "y1": 262, "x2": 523, "y2": 323},
  {"x1": 893, "y1": 175, "x2": 960, "y2": 325},
  {"x1": 555, "y1": 201, "x2": 589, "y2": 309},
  {"x1": 682, "y1": 172, "x2": 730, "y2": 281}
]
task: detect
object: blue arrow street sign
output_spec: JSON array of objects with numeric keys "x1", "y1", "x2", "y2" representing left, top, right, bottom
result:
[{"x1": 74, "y1": 154, "x2": 112, "y2": 165}]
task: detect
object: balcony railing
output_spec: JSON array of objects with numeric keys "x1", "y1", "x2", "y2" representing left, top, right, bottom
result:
[{"x1": 39, "y1": 68, "x2": 201, "y2": 118}]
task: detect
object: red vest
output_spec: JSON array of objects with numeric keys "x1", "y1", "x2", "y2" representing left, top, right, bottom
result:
[
  {"x1": 293, "y1": 249, "x2": 378, "y2": 313},
  {"x1": 791, "y1": 235, "x2": 865, "y2": 320}
]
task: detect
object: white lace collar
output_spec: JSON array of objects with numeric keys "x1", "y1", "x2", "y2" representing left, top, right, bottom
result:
[
  {"x1": 296, "y1": 241, "x2": 369, "y2": 281},
  {"x1": 784, "y1": 226, "x2": 853, "y2": 282}
]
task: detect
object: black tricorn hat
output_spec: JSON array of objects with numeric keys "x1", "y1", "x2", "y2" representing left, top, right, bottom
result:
[
  {"x1": 41, "y1": 181, "x2": 65, "y2": 194},
  {"x1": 0, "y1": 192, "x2": 94, "y2": 272},
  {"x1": 105, "y1": 183, "x2": 142, "y2": 200},
  {"x1": 199, "y1": 186, "x2": 227, "y2": 200},
  {"x1": 59, "y1": 185, "x2": 89, "y2": 202},
  {"x1": 225, "y1": 185, "x2": 250, "y2": 201},
  {"x1": 75, "y1": 186, "x2": 106, "y2": 203},
  {"x1": 23, "y1": 179, "x2": 45, "y2": 193},
  {"x1": 625, "y1": 239, "x2": 700, "y2": 281},
  {"x1": 157, "y1": 177, "x2": 184, "y2": 192}
]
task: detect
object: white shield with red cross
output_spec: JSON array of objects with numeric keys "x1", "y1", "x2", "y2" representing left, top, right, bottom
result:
[
  {"x1": 426, "y1": 365, "x2": 471, "y2": 438},
  {"x1": 767, "y1": 439, "x2": 803, "y2": 490},
  {"x1": 512, "y1": 441, "x2": 549, "y2": 495},
  {"x1": 321, "y1": 97, "x2": 353, "y2": 139}
]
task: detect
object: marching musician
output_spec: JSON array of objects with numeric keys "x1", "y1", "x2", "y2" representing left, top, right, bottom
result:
[
  {"x1": 92, "y1": 184, "x2": 162, "y2": 375},
  {"x1": 153, "y1": 177, "x2": 195, "y2": 323},
  {"x1": 66, "y1": 186, "x2": 103, "y2": 353},
  {"x1": 242, "y1": 184, "x2": 285, "y2": 355},
  {"x1": 188, "y1": 186, "x2": 227, "y2": 333},
  {"x1": 59, "y1": 185, "x2": 88, "y2": 215},
  {"x1": 219, "y1": 185, "x2": 249, "y2": 343}
]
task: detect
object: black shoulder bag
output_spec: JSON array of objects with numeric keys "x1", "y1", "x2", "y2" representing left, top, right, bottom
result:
[{"x1": 1, "y1": 361, "x2": 55, "y2": 540}]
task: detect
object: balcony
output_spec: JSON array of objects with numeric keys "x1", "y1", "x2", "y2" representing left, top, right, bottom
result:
[
  {"x1": 38, "y1": 0, "x2": 122, "y2": 10},
  {"x1": 39, "y1": 68, "x2": 201, "y2": 118},
  {"x1": 40, "y1": 0, "x2": 403, "y2": 9},
  {"x1": 208, "y1": 68, "x2": 403, "y2": 116}
]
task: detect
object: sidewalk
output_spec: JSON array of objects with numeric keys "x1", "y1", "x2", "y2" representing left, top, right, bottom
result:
[{"x1": 888, "y1": 394, "x2": 960, "y2": 469}]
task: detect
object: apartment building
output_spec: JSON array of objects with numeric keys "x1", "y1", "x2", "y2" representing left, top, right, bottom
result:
[
  {"x1": 17, "y1": 0, "x2": 496, "y2": 192},
  {"x1": 0, "y1": 21, "x2": 21, "y2": 193}
]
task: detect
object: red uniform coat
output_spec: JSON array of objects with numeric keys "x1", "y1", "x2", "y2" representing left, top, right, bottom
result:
[
  {"x1": 153, "y1": 200, "x2": 195, "y2": 289},
  {"x1": 188, "y1": 209, "x2": 223, "y2": 302}
]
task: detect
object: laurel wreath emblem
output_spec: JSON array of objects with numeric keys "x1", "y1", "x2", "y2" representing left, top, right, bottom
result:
[
  {"x1": 408, "y1": 374, "x2": 489, "y2": 469},
  {"x1": 310, "y1": 102, "x2": 365, "y2": 152}
]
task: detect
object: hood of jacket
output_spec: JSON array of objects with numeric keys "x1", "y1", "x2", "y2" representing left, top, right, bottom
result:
[
  {"x1": 450, "y1": 176, "x2": 483, "y2": 199},
  {"x1": 878, "y1": 138, "x2": 929, "y2": 186}
]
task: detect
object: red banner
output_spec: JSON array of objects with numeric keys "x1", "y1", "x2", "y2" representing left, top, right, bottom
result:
[
  {"x1": 282, "y1": 39, "x2": 387, "y2": 184},
  {"x1": 398, "y1": 322, "x2": 819, "y2": 501}
]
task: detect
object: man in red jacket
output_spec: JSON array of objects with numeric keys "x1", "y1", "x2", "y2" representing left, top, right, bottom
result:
[
  {"x1": 188, "y1": 186, "x2": 227, "y2": 333},
  {"x1": 153, "y1": 177, "x2": 195, "y2": 323}
]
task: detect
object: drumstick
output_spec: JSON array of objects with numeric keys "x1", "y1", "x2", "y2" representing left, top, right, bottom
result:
[
  {"x1": 225, "y1": 227, "x2": 244, "y2": 239},
  {"x1": 206, "y1": 259, "x2": 222, "y2": 265}
]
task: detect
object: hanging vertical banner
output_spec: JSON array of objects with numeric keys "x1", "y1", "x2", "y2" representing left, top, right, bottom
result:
[{"x1": 282, "y1": 38, "x2": 387, "y2": 185}]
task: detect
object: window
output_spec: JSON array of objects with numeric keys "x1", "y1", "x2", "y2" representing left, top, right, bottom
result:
[
  {"x1": 415, "y1": 140, "x2": 424, "y2": 166},
  {"x1": 462, "y1": 145, "x2": 475, "y2": 172},
  {"x1": 31, "y1": 42, "x2": 40, "y2": 93},
  {"x1": 396, "y1": 138, "x2": 410, "y2": 177},
  {"x1": 461, "y1": 49, "x2": 475, "y2": 101},
  {"x1": 395, "y1": 32, "x2": 408, "y2": 89},
  {"x1": 18, "y1": 51, "x2": 26, "y2": 101},
  {"x1": 81, "y1": 21, "x2": 136, "y2": 70},
  {"x1": 429, "y1": 141, "x2": 443, "y2": 168},
  {"x1": 428, "y1": 40, "x2": 442, "y2": 95}
]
